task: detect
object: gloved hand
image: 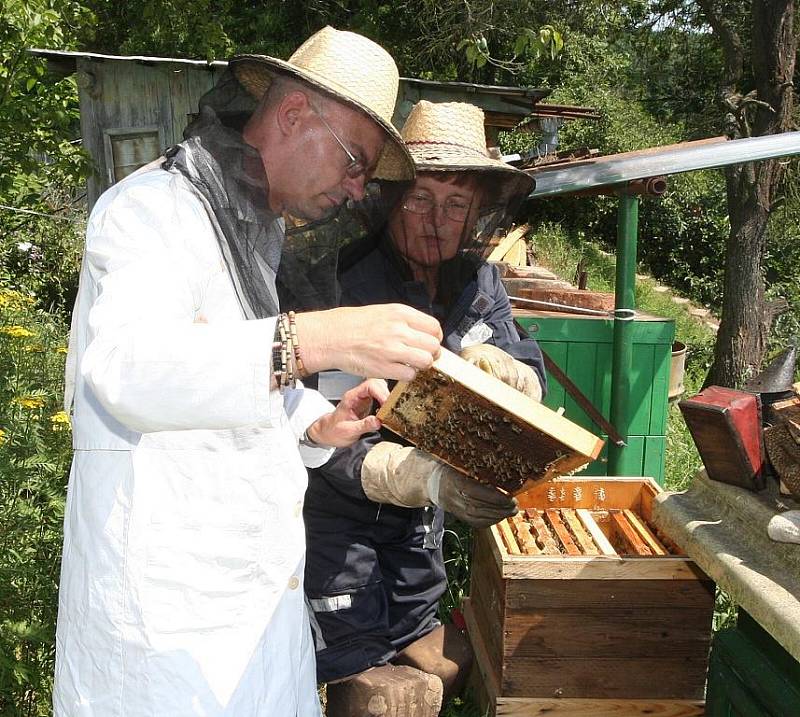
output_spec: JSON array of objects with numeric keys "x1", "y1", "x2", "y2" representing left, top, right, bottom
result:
[
  {"x1": 361, "y1": 442, "x2": 517, "y2": 529},
  {"x1": 460, "y1": 343, "x2": 542, "y2": 401}
]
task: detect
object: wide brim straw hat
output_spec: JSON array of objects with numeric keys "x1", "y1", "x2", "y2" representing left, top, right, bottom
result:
[
  {"x1": 230, "y1": 26, "x2": 414, "y2": 182},
  {"x1": 394, "y1": 100, "x2": 535, "y2": 196}
]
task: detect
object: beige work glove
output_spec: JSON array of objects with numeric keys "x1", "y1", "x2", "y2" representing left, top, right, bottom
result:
[
  {"x1": 460, "y1": 343, "x2": 542, "y2": 401},
  {"x1": 361, "y1": 442, "x2": 517, "y2": 529}
]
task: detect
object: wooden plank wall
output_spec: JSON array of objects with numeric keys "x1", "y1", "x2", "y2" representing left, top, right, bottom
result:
[{"x1": 78, "y1": 58, "x2": 221, "y2": 208}]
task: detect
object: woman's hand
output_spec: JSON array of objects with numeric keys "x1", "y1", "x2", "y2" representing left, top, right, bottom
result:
[
  {"x1": 306, "y1": 378, "x2": 390, "y2": 448},
  {"x1": 460, "y1": 343, "x2": 542, "y2": 401}
]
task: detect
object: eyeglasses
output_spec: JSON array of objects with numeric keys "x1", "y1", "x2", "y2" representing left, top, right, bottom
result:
[
  {"x1": 402, "y1": 192, "x2": 473, "y2": 222},
  {"x1": 312, "y1": 106, "x2": 368, "y2": 180}
]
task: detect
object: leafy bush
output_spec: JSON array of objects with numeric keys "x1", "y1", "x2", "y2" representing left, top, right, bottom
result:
[
  {"x1": 1, "y1": 0, "x2": 90, "y2": 317},
  {"x1": 0, "y1": 210, "x2": 85, "y2": 314},
  {"x1": 0, "y1": 0, "x2": 91, "y2": 206},
  {"x1": 0, "y1": 285, "x2": 71, "y2": 716}
]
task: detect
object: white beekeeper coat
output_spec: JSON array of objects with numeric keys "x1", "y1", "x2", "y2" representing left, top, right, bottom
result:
[{"x1": 54, "y1": 164, "x2": 334, "y2": 716}]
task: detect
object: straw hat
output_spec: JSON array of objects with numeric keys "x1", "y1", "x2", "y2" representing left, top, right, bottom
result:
[
  {"x1": 230, "y1": 26, "x2": 413, "y2": 182},
  {"x1": 394, "y1": 100, "x2": 535, "y2": 194}
]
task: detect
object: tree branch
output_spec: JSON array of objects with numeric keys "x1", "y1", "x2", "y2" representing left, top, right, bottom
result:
[{"x1": 697, "y1": 0, "x2": 745, "y2": 98}]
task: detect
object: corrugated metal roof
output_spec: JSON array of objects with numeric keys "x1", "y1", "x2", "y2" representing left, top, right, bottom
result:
[
  {"x1": 525, "y1": 134, "x2": 800, "y2": 197},
  {"x1": 28, "y1": 48, "x2": 551, "y2": 101},
  {"x1": 29, "y1": 47, "x2": 227, "y2": 68}
]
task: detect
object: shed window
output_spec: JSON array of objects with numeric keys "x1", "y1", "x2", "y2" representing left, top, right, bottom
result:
[{"x1": 104, "y1": 128, "x2": 161, "y2": 183}]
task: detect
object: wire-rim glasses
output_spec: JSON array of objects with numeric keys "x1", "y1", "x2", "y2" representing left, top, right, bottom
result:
[
  {"x1": 402, "y1": 192, "x2": 473, "y2": 222},
  {"x1": 312, "y1": 106, "x2": 368, "y2": 180}
]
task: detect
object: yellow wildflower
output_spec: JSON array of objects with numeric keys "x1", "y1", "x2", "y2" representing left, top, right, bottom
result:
[
  {"x1": 55, "y1": 346, "x2": 68, "y2": 354},
  {"x1": 0, "y1": 428, "x2": 6, "y2": 444},
  {"x1": 0, "y1": 289, "x2": 33, "y2": 308},
  {"x1": 14, "y1": 396, "x2": 45, "y2": 409},
  {"x1": 50, "y1": 411, "x2": 71, "y2": 428},
  {"x1": 1, "y1": 326, "x2": 35, "y2": 338}
]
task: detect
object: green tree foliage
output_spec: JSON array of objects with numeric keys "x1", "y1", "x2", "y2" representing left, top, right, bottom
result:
[
  {"x1": 502, "y1": 29, "x2": 731, "y2": 309},
  {"x1": 2, "y1": 1, "x2": 800, "y2": 714},
  {"x1": 79, "y1": 0, "x2": 235, "y2": 58},
  {"x1": 0, "y1": 0, "x2": 90, "y2": 315},
  {"x1": 0, "y1": 0, "x2": 90, "y2": 204}
]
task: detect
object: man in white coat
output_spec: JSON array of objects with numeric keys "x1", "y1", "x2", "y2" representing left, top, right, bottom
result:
[{"x1": 54, "y1": 27, "x2": 443, "y2": 716}]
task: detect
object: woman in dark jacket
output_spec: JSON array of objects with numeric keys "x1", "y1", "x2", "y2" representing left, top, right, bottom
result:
[{"x1": 304, "y1": 100, "x2": 545, "y2": 717}]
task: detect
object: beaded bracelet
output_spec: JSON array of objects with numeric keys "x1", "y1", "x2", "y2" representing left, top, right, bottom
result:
[
  {"x1": 271, "y1": 321, "x2": 283, "y2": 387},
  {"x1": 287, "y1": 311, "x2": 307, "y2": 379},
  {"x1": 272, "y1": 314, "x2": 296, "y2": 391},
  {"x1": 279, "y1": 314, "x2": 294, "y2": 389}
]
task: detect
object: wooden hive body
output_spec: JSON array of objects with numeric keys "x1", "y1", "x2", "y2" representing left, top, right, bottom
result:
[
  {"x1": 377, "y1": 348, "x2": 604, "y2": 494},
  {"x1": 465, "y1": 477, "x2": 715, "y2": 717}
]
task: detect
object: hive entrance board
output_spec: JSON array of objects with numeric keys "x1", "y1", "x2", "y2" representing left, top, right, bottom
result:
[{"x1": 376, "y1": 347, "x2": 604, "y2": 495}]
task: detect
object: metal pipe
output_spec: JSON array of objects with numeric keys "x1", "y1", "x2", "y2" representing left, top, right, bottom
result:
[
  {"x1": 608, "y1": 195, "x2": 639, "y2": 476},
  {"x1": 527, "y1": 132, "x2": 800, "y2": 198},
  {"x1": 570, "y1": 175, "x2": 669, "y2": 198},
  {"x1": 643, "y1": 176, "x2": 669, "y2": 196}
]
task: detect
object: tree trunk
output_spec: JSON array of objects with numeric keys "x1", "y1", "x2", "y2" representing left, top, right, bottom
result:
[
  {"x1": 705, "y1": 0, "x2": 796, "y2": 387},
  {"x1": 708, "y1": 163, "x2": 769, "y2": 386}
]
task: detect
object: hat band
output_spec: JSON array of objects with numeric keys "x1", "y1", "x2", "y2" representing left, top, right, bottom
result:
[{"x1": 405, "y1": 140, "x2": 488, "y2": 158}]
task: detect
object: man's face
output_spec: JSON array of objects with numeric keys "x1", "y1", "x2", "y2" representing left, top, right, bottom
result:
[
  {"x1": 286, "y1": 102, "x2": 386, "y2": 222},
  {"x1": 388, "y1": 173, "x2": 482, "y2": 269}
]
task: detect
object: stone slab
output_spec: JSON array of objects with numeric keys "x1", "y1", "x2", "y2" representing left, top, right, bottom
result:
[{"x1": 652, "y1": 470, "x2": 800, "y2": 663}]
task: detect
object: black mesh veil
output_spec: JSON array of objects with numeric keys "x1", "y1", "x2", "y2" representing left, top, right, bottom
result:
[
  {"x1": 375, "y1": 171, "x2": 531, "y2": 315},
  {"x1": 276, "y1": 184, "x2": 392, "y2": 311},
  {"x1": 163, "y1": 67, "x2": 386, "y2": 318},
  {"x1": 161, "y1": 69, "x2": 287, "y2": 319}
]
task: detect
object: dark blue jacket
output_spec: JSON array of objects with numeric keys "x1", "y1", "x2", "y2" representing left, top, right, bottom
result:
[
  {"x1": 304, "y1": 245, "x2": 546, "y2": 522},
  {"x1": 303, "y1": 242, "x2": 547, "y2": 682}
]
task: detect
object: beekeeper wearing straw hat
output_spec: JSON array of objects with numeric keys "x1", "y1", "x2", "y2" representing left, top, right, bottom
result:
[
  {"x1": 303, "y1": 100, "x2": 546, "y2": 717},
  {"x1": 54, "y1": 27, "x2": 444, "y2": 717}
]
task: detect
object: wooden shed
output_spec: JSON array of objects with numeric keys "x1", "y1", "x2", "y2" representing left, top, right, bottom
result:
[{"x1": 30, "y1": 48, "x2": 596, "y2": 209}]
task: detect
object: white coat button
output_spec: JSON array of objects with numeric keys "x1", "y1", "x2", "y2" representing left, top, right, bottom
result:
[
  {"x1": 294, "y1": 501, "x2": 303, "y2": 518},
  {"x1": 288, "y1": 576, "x2": 300, "y2": 590}
]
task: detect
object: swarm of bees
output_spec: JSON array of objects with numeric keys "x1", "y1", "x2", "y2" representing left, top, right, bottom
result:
[{"x1": 386, "y1": 369, "x2": 567, "y2": 494}]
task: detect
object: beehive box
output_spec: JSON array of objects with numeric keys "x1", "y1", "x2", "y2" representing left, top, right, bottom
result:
[
  {"x1": 377, "y1": 347, "x2": 604, "y2": 495},
  {"x1": 465, "y1": 476, "x2": 715, "y2": 717}
]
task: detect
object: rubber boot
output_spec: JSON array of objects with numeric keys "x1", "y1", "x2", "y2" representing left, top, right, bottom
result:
[
  {"x1": 325, "y1": 664, "x2": 443, "y2": 717},
  {"x1": 392, "y1": 624, "x2": 473, "y2": 703}
]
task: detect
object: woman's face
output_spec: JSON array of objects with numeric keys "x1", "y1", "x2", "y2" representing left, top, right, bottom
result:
[{"x1": 388, "y1": 173, "x2": 482, "y2": 269}]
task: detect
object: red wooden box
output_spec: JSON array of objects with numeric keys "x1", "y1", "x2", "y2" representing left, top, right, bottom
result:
[{"x1": 679, "y1": 386, "x2": 765, "y2": 490}]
